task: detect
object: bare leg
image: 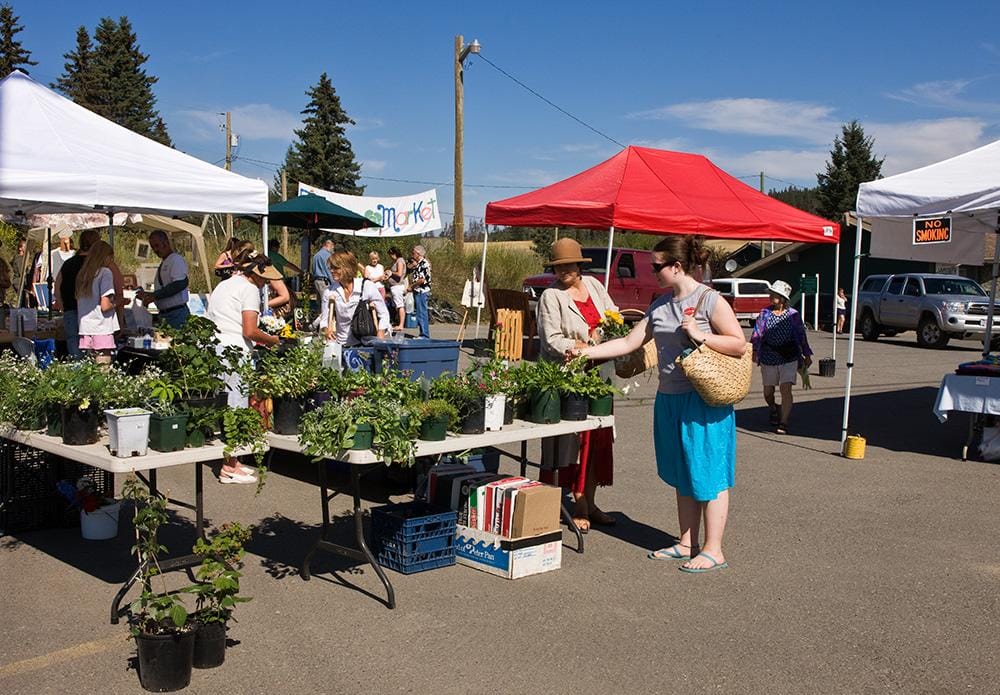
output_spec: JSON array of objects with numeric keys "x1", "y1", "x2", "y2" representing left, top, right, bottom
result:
[
  {"x1": 396, "y1": 307, "x2": 405, "y2": 330},
  {"x1": 681, "y1": 489, "x2": 729, "y2": 570},
  {"x1": 764, "y1": 384, "x2": 778, "y2": 423},
  {"x1": 779, "y1": 382, "x2": 794, "y2": 426},
  {"x1": 675, "y1": 491, "x2": 701, "y2": 552}
]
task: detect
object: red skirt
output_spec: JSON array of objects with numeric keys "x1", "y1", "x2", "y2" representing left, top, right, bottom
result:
[{"x1": 540, "y1": 427, "x2": 613, "y2": 495}]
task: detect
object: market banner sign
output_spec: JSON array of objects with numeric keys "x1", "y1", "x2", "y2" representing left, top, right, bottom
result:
[
  {"x1": 913, "y1": 216, "x2": 951, "y2": 245},
  {"x1": 298, "y1": 182, "x2": 441, "y2": 237}
]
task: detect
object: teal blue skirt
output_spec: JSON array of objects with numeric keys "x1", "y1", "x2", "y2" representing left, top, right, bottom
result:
[{"x1": 653, "y1": 391, "x2": 735, "y2": 501}]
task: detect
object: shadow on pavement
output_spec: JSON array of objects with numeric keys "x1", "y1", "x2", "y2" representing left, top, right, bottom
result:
[{"x1": 588, "y1": 512, "x2": 678, "y2": 552}]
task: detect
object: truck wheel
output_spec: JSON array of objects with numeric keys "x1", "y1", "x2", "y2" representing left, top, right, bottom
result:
[
  {"x1": 917, "y1": 316, "x2": 950, "y2": 348},
  {"x1": 860, "y1": 311, "x2": 880, "y2": 341}
]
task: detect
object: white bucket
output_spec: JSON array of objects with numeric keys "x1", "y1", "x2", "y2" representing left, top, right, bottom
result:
[
  {"x1": 105, "y1": 408, "x2": 151, "y2": 457},
  {"x1": 484, "y1": 394, "x2": 506, "y2": 431},
  {"x1": 80, "y1": 501, "x2": 121, "y2": 540}
]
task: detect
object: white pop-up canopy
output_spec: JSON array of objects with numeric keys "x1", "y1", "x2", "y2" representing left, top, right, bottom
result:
[
  {"x1": 0, "y1": 70, "x2": 268, "y2": 217},
  {"x1": 840, "y1": 139, "x2": 1000, "y2": 447}
]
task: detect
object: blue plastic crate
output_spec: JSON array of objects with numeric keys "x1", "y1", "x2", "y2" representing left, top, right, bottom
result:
[
  {"x1": 377, "y1": 547, "x2": 455, "y2": 574},
  {"x1": 370, "y1": 339, "x2": 460, "y2": 381},
  {"x1": 372, "y1": 502, "x2": 457, "y2": 574}
]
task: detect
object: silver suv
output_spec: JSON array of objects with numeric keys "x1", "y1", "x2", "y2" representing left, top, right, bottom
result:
[{"x1": 857, "y1": 273, "x2": 999, "y2": 348}]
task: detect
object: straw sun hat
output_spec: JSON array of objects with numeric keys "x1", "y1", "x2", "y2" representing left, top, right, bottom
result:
[
  {"x1": 769, "y1": 280, "x2": 793, "y2": 301},
  {"x1": 549, "y1": 238, "x2": 591, "y2": 266}
]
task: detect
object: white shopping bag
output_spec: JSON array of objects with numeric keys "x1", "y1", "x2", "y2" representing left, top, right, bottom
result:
[
  {"x1": 404, "y1": 292, "x2": 415, "y2": 314},
  {"x1": 322, "y1": 341, "x2": 342, "y2": 373}
]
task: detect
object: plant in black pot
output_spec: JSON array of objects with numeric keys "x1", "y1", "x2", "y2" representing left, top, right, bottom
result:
[
  {"x1": 185, "y1": 407, "x2": 220, "y2": 449},
  {"x1": 57, "y1": 359, "x2": 108, "y2": 445},
  {"x1": 559, "y1": 356, "x2": 618, "y2": 421},
  {"x1": 411, "y1": 399, "x2": 458, "y2": 441},
  {"x1": 241, "y1": 342, "x2": 322, "y2": 435},
  {"x1": 122, "y1": 477, "x2": 196, "y2": 693},
  {"x1": 221, "y1": 408, "x2": 268, "y2": 494},
  {"x1": 430, "y1": 373, "x2": 488, "y2": 434},
  {"x1": 186, "y1": 522, "x2": 252, "y2": 669},
  {"x1": 158, "y1": 316, "x2": 234, "y2": 406}
]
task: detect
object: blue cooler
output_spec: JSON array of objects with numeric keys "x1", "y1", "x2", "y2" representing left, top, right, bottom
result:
[{"x1": 371, "y1": 339, "x2": 460, "y2": 381}]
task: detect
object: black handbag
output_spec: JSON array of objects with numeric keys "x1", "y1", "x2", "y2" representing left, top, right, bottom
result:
[{"x1": 350, "y1": 279, "x2": 378, "y2": 339}]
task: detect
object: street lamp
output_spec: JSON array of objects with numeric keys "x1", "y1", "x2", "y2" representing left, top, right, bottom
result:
[{"x1": 454, "y1": 35, "x2": 480, "y2": 254}]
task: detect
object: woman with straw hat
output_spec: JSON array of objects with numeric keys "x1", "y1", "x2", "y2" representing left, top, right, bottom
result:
[
  {"x1": 750, "y1": 280, "x2": 812, "y2": 435},
  {"x1": 536, "y1": 238, "x2": 618, "y2": 532}
]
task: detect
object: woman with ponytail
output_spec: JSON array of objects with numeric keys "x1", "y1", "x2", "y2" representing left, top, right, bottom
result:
[{"x1": 75, "y1": 241, "x2": 119, "y2": 364}]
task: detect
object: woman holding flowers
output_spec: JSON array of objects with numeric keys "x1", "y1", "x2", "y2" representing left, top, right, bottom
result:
[{"x1": 536, "y1": 238, "x2": 618, "y2": 532}]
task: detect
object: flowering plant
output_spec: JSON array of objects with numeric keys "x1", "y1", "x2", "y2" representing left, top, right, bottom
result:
[
  {"x1": 279, "y1": 323, "x2": 297, "y2": 340},
  {"x1": 259, "y1": 315, "x2": 286, "y2": 336},
  {"x1": 57, "y1": 475, "x2": 114, "y2": 513},
  {"x1": 598, "y1": 310, "x2": 630, "y2": 340}
]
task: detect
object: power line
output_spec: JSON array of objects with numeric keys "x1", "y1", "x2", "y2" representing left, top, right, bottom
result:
[{"x1": 474, "y1": 52, "x2": 626, "y2": 149}]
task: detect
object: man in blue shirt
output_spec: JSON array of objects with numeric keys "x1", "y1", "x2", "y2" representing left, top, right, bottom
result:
[{"x1": 311, "y1": 236, "x2": 334, "y2": 300}]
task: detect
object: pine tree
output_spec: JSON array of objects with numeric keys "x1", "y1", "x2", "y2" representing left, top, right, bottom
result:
[
  {"x1": 0, "y1": 3, "x2": 36, "y2": 77},
  {"x1": 52, "y1": 26, "x2": 98, "y2": 107},
  {"x1": 86, "y1": 16, "x2": 172, "y2": 146},
  {"x1": 279, "y1": 73, "x2": 363, "y2": 194},
  {"x1": 816, "y1": 120, "x2": 884, "y2": 221},
  {"x1": 769, "y1": 185, "x2": 821, "y2": 215}
]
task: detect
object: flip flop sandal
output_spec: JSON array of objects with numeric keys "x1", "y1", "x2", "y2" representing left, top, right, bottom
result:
[
  {"x1": 648, "y1": 545, "x2": 693, "y2": 560},
  {"x1": 678, "y1": 552, "x2": 729, "y2": 573}
]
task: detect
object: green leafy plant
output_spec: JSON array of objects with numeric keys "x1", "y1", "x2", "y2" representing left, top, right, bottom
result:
[
  {"x1": 429, "y1": 374, "x2": 488, "y2": 420},
  {"x1": 122, "y1": 476, "x2": 192, "y2": 636},
  {"x1": 221, "y1": 408, "x2": 268, "y2": 493},
  {"x1": 520, "y1": 359, "x2": 567, "y2": 393},
  {"x1": 560, "y1": 357, "x2": 619, "y2": 399},
  {"x1": 158, "y1": 316, "x2": 238, "y2": 399},
  {"x1": 101, "y1": 365, "x2": 162, "y2": 411},
  {"x1": 300, "y1": 395, "x2": 417, "y2": 466},
  {"x1": 240, "y1": 341, "x2": 323, "y2": 400},
  {"x1": 146, "y1": 376, "x2": 184, "y2": 416},
  {"x1": 410, "y1": 398, "x2": 458, "y2": 429},
  {"x1": 187, "y1": 523, "x2": 252, "y2": 625},
  {"x1": 0, "y1": 353, "x2": 46, "y2": 428},
  {"x1": 185, "y1": 407, "x2": 221, "y2": 446}
]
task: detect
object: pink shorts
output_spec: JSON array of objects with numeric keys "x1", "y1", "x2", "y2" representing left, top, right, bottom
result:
[{"x1": 79, "y1": 334, "x2": 116, "y2": 351}]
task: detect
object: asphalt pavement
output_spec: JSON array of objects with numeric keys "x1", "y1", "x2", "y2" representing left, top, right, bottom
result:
[{"x1": 1, "y1": 324, "x2": 998, "y2": 694}]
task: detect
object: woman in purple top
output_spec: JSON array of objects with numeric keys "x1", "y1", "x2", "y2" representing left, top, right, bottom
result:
[{"x1": 750, "y1": 280, "x2": 812, "y2": 435}]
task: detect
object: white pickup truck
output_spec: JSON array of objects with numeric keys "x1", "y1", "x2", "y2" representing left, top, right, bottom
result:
[{"x1": 857, "y1": 273, "x2": 1000, "y2": 348}]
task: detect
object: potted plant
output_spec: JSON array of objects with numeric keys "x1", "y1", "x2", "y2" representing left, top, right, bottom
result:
[
  {"x1": 221, "y1": 407, "x2": 269, "y2": 493},
  {"x1": 412, "y1": 399, "x2": 458, "y2": 441},
  {"x1": 472, "y1": 357, "x2": 510, "y2": 430},
  {"x1": 146, "y1": 377, "x2": 190, "y2": 453},
  {"x1": 158, "y1": 316, "x2": 236, "y2": 407},
  {"x1": 185, "y1": 407, "x2": 220, "y2": 449},
  {"x1": 430, "y1": 374, "x2": 489, "y2": 434},
  {"x1": 241, "y1": 342, "x2": 322, "y2": 435},
  {"x1": 186, "y1": 522, "x2": 252, "y2": 669},
  {"x1": 105, "y1": 408, "x2": 152, "y2": 457},
  {"x1": 523, "y1": 360, "x2": 565, "y2": 424},
  {"x1": 34, "y1": 358, "x2": 75, "y2": 437},
  {"x1": 57, "y1": 360, "x2": 107, "y2": 445},
  {"x1": 122, "y1": 477, "x2": 196, "y2": 692},
  {"x1": 301, "y1": 394, "x2": 417, "y2": 464},
  {"x1": 0, "y1": 353, "x2": 47, "y2": 430}
]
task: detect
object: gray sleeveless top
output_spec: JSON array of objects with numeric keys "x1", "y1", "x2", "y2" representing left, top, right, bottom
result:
[{"x1": 645, "y1": 284, "x2": 718, "y2": 394}]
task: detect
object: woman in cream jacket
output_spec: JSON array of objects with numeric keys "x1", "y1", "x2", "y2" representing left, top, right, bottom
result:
[{"x1": 536, "y1": 238, "x2": 618, "y2": 532}]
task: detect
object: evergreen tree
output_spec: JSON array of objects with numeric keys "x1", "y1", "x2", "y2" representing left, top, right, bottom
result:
[
  {"x1": 52, "y1": 26, "x2": 98, "y2": 108},
  {"x1": 816, "y1": 120, "x2": 883, "y2": 221},
  {"x1": 279, "y1": 73, "x2": 363, "y2": 194},
  {"x1": 86, "y1": 16, "x2": 172, "y2": 146},
  {"x1": 0, "y1": 3, "x2": 36, "y2": 77},
  {"x1": 769, "y1": 185, "x2": 821, "y2": 215}
]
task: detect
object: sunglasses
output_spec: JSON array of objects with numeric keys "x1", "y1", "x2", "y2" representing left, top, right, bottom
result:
[{"x1": 651, "y1": 261, "x2": 673, "y2": 273}]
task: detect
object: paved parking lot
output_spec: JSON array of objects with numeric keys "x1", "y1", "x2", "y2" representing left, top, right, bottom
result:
[{"x1": 2, "y1": 325, "x2": 999, "y2": 694}]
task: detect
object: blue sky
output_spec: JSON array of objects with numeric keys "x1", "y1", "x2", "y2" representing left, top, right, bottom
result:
[{"x1": 12, "y1": 1, "x2": 1000, "y2": 224}]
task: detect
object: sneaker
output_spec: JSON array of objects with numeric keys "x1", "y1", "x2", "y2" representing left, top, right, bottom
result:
[{"x1": 219, "y1": 470, "x2": 257, "y2": 484}]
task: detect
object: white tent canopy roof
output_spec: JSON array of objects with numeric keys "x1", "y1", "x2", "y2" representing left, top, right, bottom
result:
[
  {"x1": 857, "y1": 139, "x2": 1000, "y2": 218},
  {"x1": 0, "y1": 70, "x2": 268, "y2": 217}
]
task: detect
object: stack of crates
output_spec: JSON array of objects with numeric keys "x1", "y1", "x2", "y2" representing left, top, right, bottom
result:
[
  {"x1": 371, "y1": 501, "x2": 456, "y2": 574},
  {"x1": 0, "y1": 441, "x2": 113, "y2": 533}
]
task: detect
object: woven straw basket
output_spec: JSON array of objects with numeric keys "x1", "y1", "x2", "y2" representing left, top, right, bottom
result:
[
  {"x1": 615, "y1": 340, "x2": 658, "y2": 379},
  {"x1": 676, "y1": 343, "x2": 754, "y2": 406}
]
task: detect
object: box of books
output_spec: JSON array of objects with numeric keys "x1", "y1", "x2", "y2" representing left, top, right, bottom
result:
[{"x1": 454, "y1": 524, "x2": 562, "y2": 579}]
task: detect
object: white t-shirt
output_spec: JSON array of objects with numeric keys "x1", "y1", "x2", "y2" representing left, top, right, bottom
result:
[
  {"x1": 324, "y1": 278, "x2": 390, "y2": 346},
  {"x1": 154, "y1": 252, "x2": 189, "y2": 310},
  {"x1": 36, "y1": 248, "x2": 76, "y2": 283},
  {"x1": 364, "y1": 263, "x2": 385, "y2": 282},
  {"x1": 77, "y1": 267, "x2": 119, "y2": 336},
  {"x1": 206, "y1": 275, "x2": 260, "y2": 350}
]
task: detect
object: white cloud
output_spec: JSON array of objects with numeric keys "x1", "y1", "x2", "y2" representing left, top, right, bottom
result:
[
  {"x1": 886, "y1": 78, "x2": 1000, "y2": 115},
  {"x1": 867, "y1": 117, "x2": 989, "y2": 175},
  {"x1": 628, "y1": 98, "x2": 838, "y2": 143},
  {"x1": 361, "y1": 159, "x2": 387, "y2": 174},
  {"x1": 179, "y1": 104, "x2": 300, "y2": 141},
  {"x1": 707, "y1": 148, "x2": 828, "y2": 184},
  {"x1": 630, "y1": 137, "x2": 688, "y2": 152},
  {"x1": 373, "y1": 138, "x2": 398, "y2": 149}
]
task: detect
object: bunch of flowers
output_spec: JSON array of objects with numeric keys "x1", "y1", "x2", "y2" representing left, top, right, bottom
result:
[
  {"x1": 56, "y1": 475, "x2": 113, "y2": 513},
  {"x1": 598, "y1": 310, "x2": 630, "y2": 340},
  {"x1": 259, "y1": 315, "x2": 287, "y2": 336},
  {"x1": 278, "y1": 323, "x2": 297, "y2": 340}
]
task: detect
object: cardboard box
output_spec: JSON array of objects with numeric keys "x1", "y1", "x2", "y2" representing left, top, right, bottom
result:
[
  {"x1": 454, "y1": 525, "x2": 562, "y2": 579},
  {"x1": 510, "y1": 484, "x2": 561, "y2": 538}
]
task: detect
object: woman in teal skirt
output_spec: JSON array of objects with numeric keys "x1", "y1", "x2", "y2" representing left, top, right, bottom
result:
[{"x1": 572, "y1": 235, "x2": 746, "y2": 573}]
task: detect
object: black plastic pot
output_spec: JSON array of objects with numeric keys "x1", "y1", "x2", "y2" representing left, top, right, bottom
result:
[
  {"x1": 135, "y1": 629, "x2": 195, "y2": 692},
  {"x1": 503, "y1": 399, "x2": 514, "y2": 425},
  {"x1": 528, "y1": 389, "x2": 561, "y2": 424},
  {"x1": 192, "y1": 621, "x2": 226, "y2": 669},
  {"x1": 561, "y1": 393, "x2": 589, "y2": 421},
  {"x1": 818, "y1": 358, "x2": 836, "y2": 377},
  {"x1": 183, "y1": 393, "x2": 227, "y2": 411},
  {"x1": 272, "y1": 396, "x2": 304, "y2": 435},
  {"x1": 460, "y1": 400, "x2": 486, "y2": 434},
  {"x1": 305, "y1": 390, "x2": 332, "y2": 413},
  {"x1": 46, "y1": 406, "x2": 62, "y2": 437},
  {"x1": 61, "y1": 405, "x2": 100, "y2": 445}
]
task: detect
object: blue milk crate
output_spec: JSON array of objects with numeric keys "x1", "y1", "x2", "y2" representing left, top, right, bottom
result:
[
  {"x1": 370, "y1": 339, "x2": 460, "y2": 381},
  {"x1": 371, "y1": 502, "x2": 457, "y2": 574}
]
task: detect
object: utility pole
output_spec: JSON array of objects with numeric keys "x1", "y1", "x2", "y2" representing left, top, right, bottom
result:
[
  {"x1": 454, "y1": 35, "x2": 465, "y2": 255},
  {"x1": 281, "y1": 169, "x2": 289, "y2": 251},
  {"x1": 225, "y1": 111, "x2": 233, "y2": 238},
  {"x1": 760, "y1": 171, "x2": 766, "y2": 258}
]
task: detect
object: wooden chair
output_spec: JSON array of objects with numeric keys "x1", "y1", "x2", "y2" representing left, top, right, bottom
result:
[{"x1": 487, "y1": 289, "x2": 537, "y2": 361}]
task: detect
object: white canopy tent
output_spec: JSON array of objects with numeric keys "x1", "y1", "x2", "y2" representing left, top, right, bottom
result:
[
  {"x1": 0, "y1": 70, "x2": 269, "y2": 217},
  {"x1": 841, "y1": 139, "x2": 1000, "y2": 447}
]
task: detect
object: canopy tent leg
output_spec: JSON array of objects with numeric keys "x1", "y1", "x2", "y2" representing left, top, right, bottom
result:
[
  {"x1": 982, "y1": 216, "x2": 1000, "y2": 358},
  {"x1": 475, "y1": 225, "x2": 488, "y2": 339},
  {"x1": 832, "y1": 241, "x2": 840, "y2": 361},
  {"x1": 261, "y1": 216, "x2": 270, "y2": 312},
  {"x1": 603, "y1": 226, "x2": 615, "y2": 290},
  {"x1": 107, "y1": 210, "x2": 114, "y2": 251},
  {"x1": 196, "y1": 216, "x2": 212, "y2": 292},
  {"x1": 840, "y1": 217, "x2": 864, "y2": 449}
]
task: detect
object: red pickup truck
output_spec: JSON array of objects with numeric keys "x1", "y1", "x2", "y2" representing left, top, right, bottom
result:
[{"x1": 521, "y1": 247, "x2": 663, "y2": 318}]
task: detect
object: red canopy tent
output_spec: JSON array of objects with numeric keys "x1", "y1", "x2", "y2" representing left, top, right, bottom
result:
[{"x1": 485, "y1": 146, "x2": 840, "y2": 242}]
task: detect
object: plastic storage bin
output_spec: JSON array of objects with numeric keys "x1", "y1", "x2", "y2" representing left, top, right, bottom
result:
[
  {"x1": 104, "y1": 408, "x2": 151, "y2": 457},
  {"x1": 370, "y1": 339, "x2": 460, "y2": 381},
  {"x1": 372, "y1": 501, "x2": 456, "y2": 574}
]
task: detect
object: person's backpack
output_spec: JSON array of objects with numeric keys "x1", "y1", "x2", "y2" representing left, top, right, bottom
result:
[{"x1": 350, "y1": 279, "x2": 378, "y2": 339}]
